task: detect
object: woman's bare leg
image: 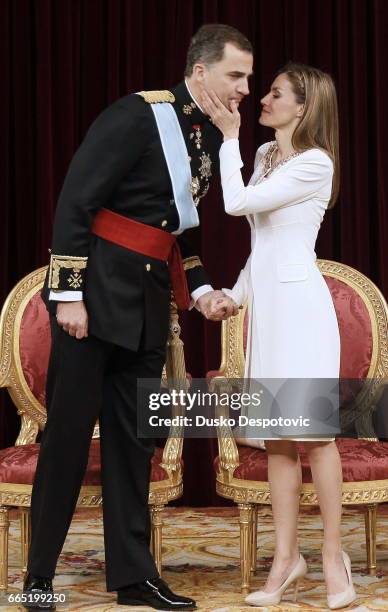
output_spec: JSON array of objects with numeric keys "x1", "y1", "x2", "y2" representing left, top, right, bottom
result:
[
  {"x1": 262, "y1": 440, "x2": 302, "y2": 591},
  {"x1": 305, "y1": 441, "x2": 349, "y2": 594}
]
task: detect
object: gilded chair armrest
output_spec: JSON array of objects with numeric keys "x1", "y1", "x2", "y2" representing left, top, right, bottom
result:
[
  {"x1": 161, "y1": 405, "x2": 185, "y2": 484},
  {"x1": 160, "y1": 438, "x2": 183, "y2": 485},
  {"x1": 159, "y1": 297, "x2": 189, "y2": 483},
  {"x1": 160, "y1": 375, "x2": 192, "y2": 483},
  {"x1": 209, "y1": 376, "x2": 240, "y2": 479}
]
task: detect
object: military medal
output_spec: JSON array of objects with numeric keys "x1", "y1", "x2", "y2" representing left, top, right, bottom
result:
[{"x1": 191, "y1": 124, "x2": 202, "y2": 149}]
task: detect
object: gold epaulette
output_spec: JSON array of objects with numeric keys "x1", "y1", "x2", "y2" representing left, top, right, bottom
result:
[{"x1": 139, "y1": 90, "x2": 175, "y2": 104}]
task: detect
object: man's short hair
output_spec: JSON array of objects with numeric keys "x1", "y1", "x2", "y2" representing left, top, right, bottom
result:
[{"x1": 185, "y1": 24, "x2": 252, "y2": 76}]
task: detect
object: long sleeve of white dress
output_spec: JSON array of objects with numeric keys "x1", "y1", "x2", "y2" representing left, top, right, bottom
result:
[
  {"x1": 222, "y1": 253, "x2": 252, "y2": 307},
  {"x1": 219, "y1": 139, "x2": 333, "y2": 216}
]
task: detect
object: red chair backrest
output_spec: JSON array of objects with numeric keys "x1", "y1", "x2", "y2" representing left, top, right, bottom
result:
[{"x1": 19, "y1": 291, "x2": 51, "y2": 407}]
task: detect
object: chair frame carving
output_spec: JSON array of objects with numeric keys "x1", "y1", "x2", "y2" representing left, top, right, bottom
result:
[
  {"x1": 0, "y1": 267, "x2": 186, "y2": 590},
  {"x1": 212, "y1": 260, "x2": 388, "y2": 592}
]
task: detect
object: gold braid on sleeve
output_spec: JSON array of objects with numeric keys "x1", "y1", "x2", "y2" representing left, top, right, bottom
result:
[
  {"x1": 48, "y1": 254, "x2": 88, "y2": 290},
  {"x1": 182, "y1": 256, "x2": 203, "y2": 271}
]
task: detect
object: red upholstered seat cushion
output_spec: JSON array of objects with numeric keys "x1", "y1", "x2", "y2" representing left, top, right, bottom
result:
[
  {"x1": 0, "y1": 441, "x2": 174, "y2": 486},
  {"x1": 214, "y1": 439, "x2": 388, "y2": 483}
]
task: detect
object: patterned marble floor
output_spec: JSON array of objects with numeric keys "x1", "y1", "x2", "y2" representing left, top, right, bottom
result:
[{"x1": 1, "y1": 506, "x2": 387, "y2": 611}]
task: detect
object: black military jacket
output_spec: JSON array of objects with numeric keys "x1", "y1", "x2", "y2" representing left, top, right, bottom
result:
[{"x1": 44, "y1": 82, "x2": 223, "y2": 350}]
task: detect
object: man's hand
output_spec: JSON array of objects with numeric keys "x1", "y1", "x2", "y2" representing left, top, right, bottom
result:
[
  {"x1": 196, "y1": 290, "x2": 238, "y2": 321},
  {"x1": 209, "y1": 295, "x2": 239, "y2": 320},
  {"x1": 56, "y1": 301, "x2": 89, "y2": 339}
]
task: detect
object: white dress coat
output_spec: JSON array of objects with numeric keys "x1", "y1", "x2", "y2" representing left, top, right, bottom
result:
[{"x1": 221, "y1": 139, "x2": 340, "y2": 381}]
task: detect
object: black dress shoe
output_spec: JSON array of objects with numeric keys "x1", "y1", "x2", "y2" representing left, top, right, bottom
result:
[
  {"x1": 23, "y1": 573, "x2": 56, "y2": 610},
  {"x1": 117, "y1": 577, "x2": 197, "y2": 610}
]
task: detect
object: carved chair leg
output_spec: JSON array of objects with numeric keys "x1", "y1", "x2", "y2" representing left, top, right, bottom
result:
[
  {"x1": 150, "y1": 505, "x2": 164, "y2": 576},
  {"x1": 238, "y1": 503, "x2": 254, "y2": 594},
  {"x1": 250, "y1": 505, "x2": 258, "y2": 574},
  {"x1": 20, "y1": 508, "x2": 31, "y2": 576},
  {"x1": 364, "y1": 503, "x2": 377, "y2": 575},
  {"x1": 0, "y1": 506, "x2": 10, "y2": 591}
]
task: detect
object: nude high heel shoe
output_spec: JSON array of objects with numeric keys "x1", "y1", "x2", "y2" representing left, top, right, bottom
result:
[
  {"x1": 327, "y1": 551, "x2": 357, "y2": 609},
  {"x1": 245, "y1": 554, "x2": 307, "y2": 606}
]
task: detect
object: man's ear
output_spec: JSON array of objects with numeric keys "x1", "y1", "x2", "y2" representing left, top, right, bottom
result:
[{"x1": 192, "y1": 63, "x2": 207, "y2": 83}]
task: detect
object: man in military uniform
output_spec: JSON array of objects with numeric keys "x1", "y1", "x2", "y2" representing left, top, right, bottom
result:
[{"x1": 24, "y1": 24, "x2": 253, "y2": 611}]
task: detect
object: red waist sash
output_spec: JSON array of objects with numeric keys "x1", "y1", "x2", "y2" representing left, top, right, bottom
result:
[{"x1": 91, "y1": 208, "x2": 190, "y2": 310}]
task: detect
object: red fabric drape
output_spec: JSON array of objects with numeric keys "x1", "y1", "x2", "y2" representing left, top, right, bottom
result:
[{"x1": 1, "y1": 0, "x2": 387, "y2": 504}]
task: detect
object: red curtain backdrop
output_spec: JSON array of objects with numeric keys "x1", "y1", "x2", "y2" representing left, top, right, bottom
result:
[{"x1": 1, "y1": 0, "x2": 387, "y2": 504}]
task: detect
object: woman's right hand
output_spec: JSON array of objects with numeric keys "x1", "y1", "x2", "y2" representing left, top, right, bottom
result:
[{"x1": 201, "y1": 89, "x2": 241, "y2": 140}]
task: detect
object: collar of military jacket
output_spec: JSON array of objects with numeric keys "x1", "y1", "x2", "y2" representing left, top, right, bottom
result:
[{"x1": 171, "y1": 81, "x2": 209, "y2": 125}]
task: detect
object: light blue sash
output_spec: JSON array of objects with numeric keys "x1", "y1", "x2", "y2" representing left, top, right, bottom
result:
[{"x1": 150, "y1": 103, "x2": 199, "y2": 234}]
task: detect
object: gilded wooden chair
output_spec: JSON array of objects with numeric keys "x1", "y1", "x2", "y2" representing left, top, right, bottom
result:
[
  {"x1": 0, "y1": 266, "x2": 187, "y2": 591},
  {"x1": 209, "y1": 260, "x2": 388, "y2": 593}
]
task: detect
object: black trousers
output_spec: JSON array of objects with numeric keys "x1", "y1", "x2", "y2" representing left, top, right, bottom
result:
[{"x1": 27, "y1": 317, "x2": 165, "y2": 590}]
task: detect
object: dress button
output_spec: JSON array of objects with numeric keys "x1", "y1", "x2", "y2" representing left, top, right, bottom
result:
[
  {"x1": 161, "y1": 220, "x2": 168, "y2": 227},
  {"x1": 145, "y1": 264, "x2": 151, "y2": 271}
]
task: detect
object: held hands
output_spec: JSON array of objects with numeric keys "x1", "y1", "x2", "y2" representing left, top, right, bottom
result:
[
  {"x1": 200, "y1": 89, "x2": 241, "y2": 140},
  {"x1": 196, "y1": 290, "x2": 239, "y2": 321},
  {"x1": 56, "y1": 291, "x2": 238, "y2": 335},
  {"x1": 56, "y1": 301, "x2": 88, "y2": 339}
]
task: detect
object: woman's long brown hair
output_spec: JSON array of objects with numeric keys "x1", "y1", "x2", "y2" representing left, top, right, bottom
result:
[{"x1": 278, "y1": 62, "x2": 340, "y2": 208}]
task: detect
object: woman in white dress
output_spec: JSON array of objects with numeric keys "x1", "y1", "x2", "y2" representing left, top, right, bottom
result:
[{"x1": 202, "y1": 63, "x2": 357, "y2": 609}]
